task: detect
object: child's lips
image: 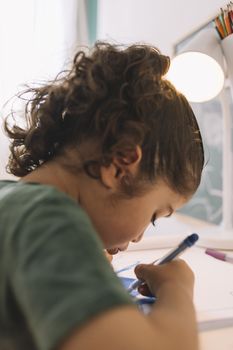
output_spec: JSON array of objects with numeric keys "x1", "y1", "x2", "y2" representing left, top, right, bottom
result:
[
  {"x1": 107, "y1": 248, "x2": 119, "y2": 255},
  {"x1": 107, "y1": 244, "x2": 129, "y2": 255}
]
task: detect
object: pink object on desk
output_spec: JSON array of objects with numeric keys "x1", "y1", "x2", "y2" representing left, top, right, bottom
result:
[{"x1": 205, "y1": 248, "x2": 233, "y2": 263}]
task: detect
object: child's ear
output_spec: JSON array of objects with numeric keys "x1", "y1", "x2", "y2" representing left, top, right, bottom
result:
[{"x1": 100, "y1": 145, "x2": 142, "y2": 190}]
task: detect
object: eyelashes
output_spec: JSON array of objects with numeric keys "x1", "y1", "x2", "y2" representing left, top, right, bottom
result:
[{"x1": 151, "y1": 213, "x2": 157, "y2": 226}]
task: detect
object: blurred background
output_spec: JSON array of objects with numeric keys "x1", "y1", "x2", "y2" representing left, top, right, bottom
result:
[{"x1": 0, "y1": 0, "x2": 232, "y2": 226}]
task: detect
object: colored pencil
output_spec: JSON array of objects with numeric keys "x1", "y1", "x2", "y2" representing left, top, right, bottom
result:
[
  {"x1": 215, "y1": 17, "x2": 225, "y2": 38},
  {"x1": 224, "y1": 9, "x2": 232, "y2": 34},
  {"x1": 219, "y1": 8, "x2": 228, "y2": 36},
  {"x1": 214, "y1": 3, "x2": 233, "y2": 39}
]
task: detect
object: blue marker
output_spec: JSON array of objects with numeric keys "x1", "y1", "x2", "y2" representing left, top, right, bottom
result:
[{"x1": 127, "y1": 233, "x2": 199, "y2": 293}]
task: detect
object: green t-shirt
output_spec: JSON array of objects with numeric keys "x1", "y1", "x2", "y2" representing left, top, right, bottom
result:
[{"x1": 0, "y1": 180, "x2": 133, "y2": 350}]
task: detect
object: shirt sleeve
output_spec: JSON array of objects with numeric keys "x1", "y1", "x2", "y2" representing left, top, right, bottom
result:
[{"x1": 7, "y1": 193, "x2": 133, "y2": 350}]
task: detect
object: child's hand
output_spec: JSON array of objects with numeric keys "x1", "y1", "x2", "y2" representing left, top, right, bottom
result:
[{"x1": 135, "y1": 259, "x2": 194, "y2": 300}]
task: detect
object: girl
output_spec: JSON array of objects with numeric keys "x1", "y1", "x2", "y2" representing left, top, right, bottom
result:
[{"x1": 0, "y1": 42, "x2": 204, "y2": 350}]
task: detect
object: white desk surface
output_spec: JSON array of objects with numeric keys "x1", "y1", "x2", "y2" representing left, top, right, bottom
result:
[
  {"x1": 199, "y1": 326, "x2": 233, "y2": 350},
  {"x1": 128, "y1": 213, "x2": 233, "y2": 350}
]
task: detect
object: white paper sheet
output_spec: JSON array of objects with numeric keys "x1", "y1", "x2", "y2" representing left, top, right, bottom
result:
[{"x1": 112, "y1": 246, "x2": 233, "y2": 331}]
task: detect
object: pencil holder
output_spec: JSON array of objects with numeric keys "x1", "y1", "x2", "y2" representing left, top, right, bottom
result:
[{"x1": 221, "y1": 33, "x2": 233, "y2": 94}]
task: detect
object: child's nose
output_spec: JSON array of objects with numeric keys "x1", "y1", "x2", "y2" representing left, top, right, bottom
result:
[
  {"x1": 131, "y1": 232, "x2": 144, "y2": 243},
  {"x1": 118, "y1": 243, "x2": 129, "y2": 251}
]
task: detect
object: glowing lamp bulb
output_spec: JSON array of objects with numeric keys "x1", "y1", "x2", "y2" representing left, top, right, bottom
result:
[{"x1": 166, "y1": 52, "x2": 224, "y2": 103}]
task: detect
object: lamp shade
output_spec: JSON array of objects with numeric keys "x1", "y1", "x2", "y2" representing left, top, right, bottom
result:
[{"x1": 166, "y1": 28, "x2": 226, "y2": 102}]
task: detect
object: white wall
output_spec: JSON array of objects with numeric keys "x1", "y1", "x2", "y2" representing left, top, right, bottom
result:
[
  {"x1": 0, "y1": 0, "x2": 88, "y2": 179},
  {"x1": 97, "y1": 0, "x2": 226, "y2": 56},
  {"x1": 0, "y1": 131, "x2": 11, "y2": 179}
]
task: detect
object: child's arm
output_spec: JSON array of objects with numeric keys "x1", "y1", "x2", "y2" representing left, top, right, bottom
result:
[{"x1": 58, "y1": 260, "x2": 198, "y2": 350}]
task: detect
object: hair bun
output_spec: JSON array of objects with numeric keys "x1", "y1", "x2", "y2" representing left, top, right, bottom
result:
[
  {"x1": 124, "y1": 45, "x2": 170, "y2": 80},
  {"x1": 158, "y1": 53, "x2": 170, "y2": 76}
]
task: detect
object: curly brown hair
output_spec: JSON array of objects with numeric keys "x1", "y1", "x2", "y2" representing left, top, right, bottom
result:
[{"x1": 4, "y1": 42, "x2": 204, "y2": 197}]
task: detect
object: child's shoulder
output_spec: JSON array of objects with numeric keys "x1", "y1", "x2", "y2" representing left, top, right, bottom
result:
[
  {"x1": 0, "y1": 179, "x2": 75, "y2": 207},
  {"x1": 0, "y1": 180, "x2": 90, "y2": 232},
  {"x1": 0, "y1": 179, "x2": 101, "y2": 255}
]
